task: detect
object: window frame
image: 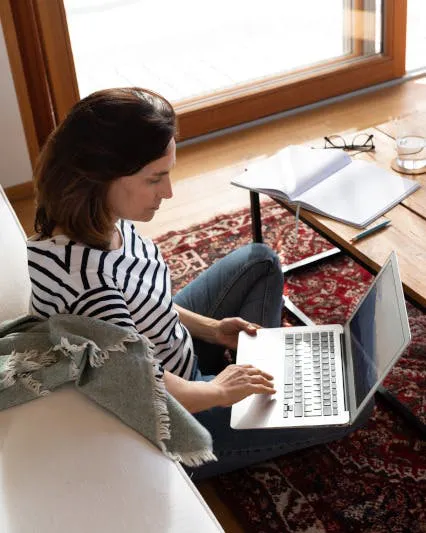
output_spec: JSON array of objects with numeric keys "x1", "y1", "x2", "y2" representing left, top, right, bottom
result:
[{"x1": 2, "y1": 0, "x2": 407, "y2": 152}]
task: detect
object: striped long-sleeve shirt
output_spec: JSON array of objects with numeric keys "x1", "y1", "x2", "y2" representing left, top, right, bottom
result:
[{"x1": 26, "y1": 219, "x2": 195, "y2": 379}]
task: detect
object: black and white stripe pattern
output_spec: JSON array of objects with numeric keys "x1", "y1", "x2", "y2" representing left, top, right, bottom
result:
[{"x1": 27, "y1": 220, "x2": 194, "y2": 379}]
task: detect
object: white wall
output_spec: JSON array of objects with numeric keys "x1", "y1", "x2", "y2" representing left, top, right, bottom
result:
[{"x1": 0, "y1": 20, "x2": 32, "y2": 189}]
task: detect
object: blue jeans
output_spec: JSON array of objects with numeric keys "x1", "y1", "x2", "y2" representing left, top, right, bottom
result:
[
  {"x1": 174, "y1": 243, "x2": 372, "y2": 480},
  {"x1": 175, "y1": 242, "x2": 284, "y2": 375}
]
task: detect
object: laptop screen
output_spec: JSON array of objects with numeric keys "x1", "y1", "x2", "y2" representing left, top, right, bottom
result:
[{"x1": 348, "y1": 257, "x2": 408, "y2": 409}]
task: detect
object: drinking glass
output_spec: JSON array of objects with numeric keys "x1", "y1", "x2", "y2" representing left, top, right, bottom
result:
[{"x1": 394, "y1": 117, "x2": 426, "y2": 173}]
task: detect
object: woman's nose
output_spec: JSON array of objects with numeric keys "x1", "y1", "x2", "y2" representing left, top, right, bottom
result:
[{"x1": 161, "y1": 176, "x2": 173, "y2": 199}]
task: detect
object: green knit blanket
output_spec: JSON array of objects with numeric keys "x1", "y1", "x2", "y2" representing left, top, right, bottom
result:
[{"x1": 0, "y1": 314, "x2": 216, "y2": 467}]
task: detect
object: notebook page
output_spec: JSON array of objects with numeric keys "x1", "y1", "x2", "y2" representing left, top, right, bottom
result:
[
  {"x1": 231, "y1": 146, "x2": 350, "y2": 199},
  {"x1": 283, "y1": 146, "x2": 351, "y2": 198},
  {"x1": 294, "y1": 160, "x2": 420, "y2": 226},
  {"x1": 231, "y1": 154, "x2": 293, "y2": 198}
]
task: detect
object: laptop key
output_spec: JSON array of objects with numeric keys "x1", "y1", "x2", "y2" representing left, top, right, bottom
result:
[
  {"x1": 323, "y1": 406, "x2": 332, "y2": 415},
  {"x1": 284, "y1": 362, "x2": 294, "y2": 385},
  {"x1": 294, "y1": 404, "x2": 303, "y2": 417}
]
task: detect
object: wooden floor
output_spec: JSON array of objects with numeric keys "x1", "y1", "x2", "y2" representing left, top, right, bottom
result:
[{"x1": 9, "y1": 76, "x2": 426, "y2": 533}]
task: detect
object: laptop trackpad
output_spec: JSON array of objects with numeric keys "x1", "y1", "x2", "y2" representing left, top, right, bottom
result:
[{"x1": 231, "y1": 393, "x2": 278, "y2": 429}]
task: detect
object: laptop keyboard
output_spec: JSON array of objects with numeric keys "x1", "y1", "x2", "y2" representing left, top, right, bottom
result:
[{"x1": 283, "y1": 331, "x2": 339, "y2": 417}]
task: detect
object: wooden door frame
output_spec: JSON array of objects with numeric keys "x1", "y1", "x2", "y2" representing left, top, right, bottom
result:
[
  {"x1": 0, "y1": 0, "x2": 43, "y2": 167},
  {"x1": 2, "y1": 0, "x2": 407, "y2": 155}
]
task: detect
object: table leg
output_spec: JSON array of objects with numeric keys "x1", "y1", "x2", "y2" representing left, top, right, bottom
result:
[{"x1": 250, "y1": 192, "x2": 263, "y2": 243}]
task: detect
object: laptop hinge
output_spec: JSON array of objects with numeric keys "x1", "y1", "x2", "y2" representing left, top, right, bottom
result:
[{"x1": 340, "y1": 333, "x2": 349, "y2": 411}]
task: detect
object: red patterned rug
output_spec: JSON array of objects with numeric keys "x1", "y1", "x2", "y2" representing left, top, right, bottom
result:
[{"x1": 157, "y1": 201, "x2": 426, "y2": 533}]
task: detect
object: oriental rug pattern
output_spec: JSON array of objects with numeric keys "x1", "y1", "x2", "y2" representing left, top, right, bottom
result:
[{"x1": 157, "y1": 201, "x2": 425, "y2": 533}]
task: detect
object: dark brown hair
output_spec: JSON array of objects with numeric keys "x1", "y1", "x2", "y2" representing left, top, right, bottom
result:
[{"x1": 34, "y1": 87, "x2": 176, "y2": 249}]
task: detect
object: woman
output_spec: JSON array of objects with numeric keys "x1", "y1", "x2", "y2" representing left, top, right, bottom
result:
[{"x1": 28, "y1": 88, "x2": 370, "y2": 480}]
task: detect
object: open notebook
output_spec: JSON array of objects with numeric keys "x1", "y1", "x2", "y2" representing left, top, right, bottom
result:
[{"x1": 231, "y1": 145, "x2": 420, "y2": 228}]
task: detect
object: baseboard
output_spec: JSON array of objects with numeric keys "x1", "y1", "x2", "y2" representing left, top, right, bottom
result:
[{"x1": 4, "y1": 181, "x2": 34, "y2": 201}]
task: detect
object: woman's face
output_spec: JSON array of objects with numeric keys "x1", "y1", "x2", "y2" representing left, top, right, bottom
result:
[{"x1": 107, "y1": 138, "x2": 176, "y2": 222}]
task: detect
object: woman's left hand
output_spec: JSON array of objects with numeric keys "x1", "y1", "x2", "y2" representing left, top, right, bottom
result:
[{"x1": 214, "y1": 317, "x2": 261, "y2": 350}]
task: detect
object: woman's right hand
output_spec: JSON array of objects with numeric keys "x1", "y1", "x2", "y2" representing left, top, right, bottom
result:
[{"x1": 209, "y1": 364, "x2": 276, "y2": 407}]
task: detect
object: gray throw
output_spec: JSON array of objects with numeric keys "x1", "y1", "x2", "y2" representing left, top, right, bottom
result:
[{"x1": 0, "y1": 314, "x2": 216, "y2": 467}]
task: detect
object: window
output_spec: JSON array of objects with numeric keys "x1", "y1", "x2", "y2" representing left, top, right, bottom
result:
[{"x1": 4, "y1": 0, "x2": 408, "y2": 150}]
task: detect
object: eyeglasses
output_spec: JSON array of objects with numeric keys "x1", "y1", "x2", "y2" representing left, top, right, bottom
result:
[{"x1": 323, "y1": 133, "x2": 375, "y2": 153}]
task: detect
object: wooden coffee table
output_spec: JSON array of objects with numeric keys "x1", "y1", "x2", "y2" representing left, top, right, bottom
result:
[
  {"x1": 250, "y1": 112, "x2": 426, "y2": 310},
  {"x1": 247, "y1": 112, "x2": 426, "y2": 434}
]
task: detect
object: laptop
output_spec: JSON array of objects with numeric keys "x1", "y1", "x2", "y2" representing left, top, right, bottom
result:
[{"x1": 231, "y1": 251, "x2": 411, "y2": 429}]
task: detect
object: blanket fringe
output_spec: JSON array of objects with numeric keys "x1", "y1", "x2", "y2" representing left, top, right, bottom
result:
[
  {"x1": 19, "y1": 372, "x2": 50, "y2": 397},
  {"x1": 0, "y1": 368, "x2": 16, "y2": 389},
  {"x1": 69, "y1": 359, "x2": 79, "y2": 380},
  {"x1": 163, "y1": 448, "x2": 218, "y2": 467},
  {"x1": 152, "y1": 370, "x2": 172, "y2": 442},
  {"x1": 0, "y1": 349, "x2": 57, "y2": 390},
  {"x1": 58, "y1": 332, "x2": 142, "y2": 368},
  {"x1": 121, "y1": 331, "x2": 141, "y2": 345},
  {"x1": 56, "y1": 337, "x2": 106, "y2": 368},
  {"x1": 88, "y1": 334, "x2": 143, "y2": 367},
  {"x1": 89, "y1": 349, "x2": 109, "y2": 368},
  {"x1": 13, "y1": 349, "x2": 57, "y2": 370},
  {"x1": 139, "y1": 337, "x2": 172, "y2": 443}
]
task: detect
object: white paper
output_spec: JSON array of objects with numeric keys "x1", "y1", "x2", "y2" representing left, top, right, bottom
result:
[
  {"x1": 294, "y1": 160, "x2": 420, "y2": 226},
  {"x1": 231, "y1": 145, "x2": 351, "y2": 199}
]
